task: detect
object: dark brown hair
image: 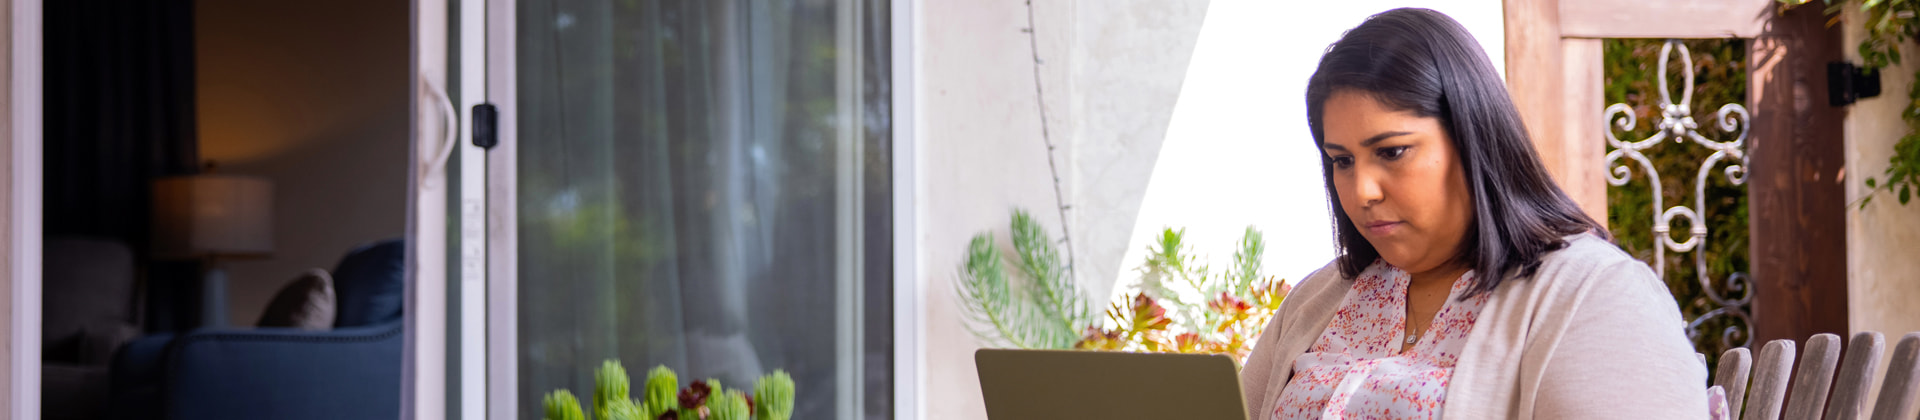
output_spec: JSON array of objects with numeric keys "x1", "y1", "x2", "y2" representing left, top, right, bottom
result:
[{"x1": 1305, "y1": 8, "x2": 1606, "y2": 296}]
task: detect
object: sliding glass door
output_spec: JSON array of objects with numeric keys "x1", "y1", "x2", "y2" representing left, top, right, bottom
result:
[{"x1": 447, "y1": 0, "x2": 893, "y2": 418}]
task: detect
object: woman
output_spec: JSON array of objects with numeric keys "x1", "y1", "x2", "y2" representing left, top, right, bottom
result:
[{"x1": 1239, "y1": 8, "x2": 1709, "y2": 419}]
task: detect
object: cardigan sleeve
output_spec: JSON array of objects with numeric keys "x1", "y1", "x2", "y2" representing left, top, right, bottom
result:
[
  {"x1": 1527, "y1": 259, "x2": 1709, "y2": 419},
  {"x1": 1240, "y1": 301, "x2": 1288, "y2": 418}
]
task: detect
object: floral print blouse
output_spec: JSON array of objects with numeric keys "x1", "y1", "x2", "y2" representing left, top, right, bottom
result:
[{"x1": 1271, "y1": 261, "x2": 1488, "y2": 420}]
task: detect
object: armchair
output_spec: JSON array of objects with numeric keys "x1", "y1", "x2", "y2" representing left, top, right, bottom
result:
[{"x1": 110, "y1": 239, "x2": 406, "y2": 419}]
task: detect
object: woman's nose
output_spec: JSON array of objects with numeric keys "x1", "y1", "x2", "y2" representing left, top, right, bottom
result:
[{"x1": 1352, "y1": 166, "x2": 1385, "y2": 208}]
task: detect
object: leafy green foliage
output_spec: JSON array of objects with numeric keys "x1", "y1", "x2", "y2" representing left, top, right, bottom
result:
[
  {"x1": 1011, "y1": 210, "x2": 1095, "y2": 343},
  {"x1": 544, "y1": 362, "x2": 794, "y2": 420},
  {"x1": 753, "y1": 370, "x2": 795, "y2": 420},
  {"x1": 954, "y1": 209, "x2": 1088, "y2": 349},
  {"x1": 953, "y1": 212, "x2": 1290, "y2": 364},
  {"x1": 1603, "y1": 39, "x2": 1752, "y2": 365},
  {"x1": 544, "y1": 390, "x2": 586, "y2": 420},
  {"x1": 1079, "y1": 228, "x2": 1289, "y2": 364}
]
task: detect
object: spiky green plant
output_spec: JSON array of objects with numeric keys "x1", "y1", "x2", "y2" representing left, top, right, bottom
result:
[
  {"x1": 954, "y1": 209, "x2": 1091, "y2": 349},
  {"x1": 753, "y1": 370, "x2": 795, "y2": 420},
  {"x1": 594, "y1": 360, "x2": 631, "y2": 419},
  {"x1": 643, "y1": 366, "x2": 679, "y2": 417},
  {"x1": 1011, "y1": 210, "x2": 1093, "y2": 340},
  {"x1": 605, "y1": 398, "x2": 647, "y2": 420},
  {"x1": 543, "y1": 390, "x2": 585, "y2": 420},
  {"x1": 709, "y1": 389, "x2": 751, "y2": 420},
  {"x1": 1227, "y1": 227, "x2": 1265, "y2": 296}
]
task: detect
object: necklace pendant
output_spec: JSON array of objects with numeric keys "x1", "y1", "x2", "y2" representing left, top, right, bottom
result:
[{"x1": 1404, "y1": 332, "x2": 1417, "y2": 345}]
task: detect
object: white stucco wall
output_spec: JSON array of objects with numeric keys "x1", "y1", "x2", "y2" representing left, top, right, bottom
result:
[
  {"x1": 916, "y1": 1, "x2": 1506, "y2": 418},
  {"x1": 918, "y1": 1, "x2": 1082, "y2": 418},
  {"x1": 1841, "y1": 7, "x2": 1920, "y2": 416}
]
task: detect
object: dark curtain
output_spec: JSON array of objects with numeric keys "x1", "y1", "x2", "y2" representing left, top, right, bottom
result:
[{"x1": 45, "y1": 0, "x2": 202, "y2": 332}]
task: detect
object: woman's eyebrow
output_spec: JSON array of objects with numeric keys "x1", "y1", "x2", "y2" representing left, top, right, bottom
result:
[
  {"x1": 1323, "y1": 131, "x2": 1414, "y2": 152},
  {"x1": 1360, "y1": 131, "x2": 1412, "y2": 147}
]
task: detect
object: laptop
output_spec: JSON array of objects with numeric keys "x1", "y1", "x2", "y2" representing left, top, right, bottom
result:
[{"x1": 975, "y1": 349, "x2": 1249, "y2": 419}]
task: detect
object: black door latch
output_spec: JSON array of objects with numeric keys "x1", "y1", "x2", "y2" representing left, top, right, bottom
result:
[
  {"x1": 1829, "y1": 61, "x2": 1882, "y2": 107},
  {"x1": 472, "y1": 103, "x2": 499, "y2": 149}
]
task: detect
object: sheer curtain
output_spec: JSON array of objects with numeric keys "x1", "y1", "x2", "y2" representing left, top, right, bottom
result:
[{"x1": 515, "y1": 0, "x2": 890, "y2": 418}]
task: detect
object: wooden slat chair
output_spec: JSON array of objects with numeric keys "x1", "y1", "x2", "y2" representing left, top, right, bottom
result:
[
  {"x1": 1868, "y1": 333, "x2": 1920, "y2": 420},
  {"x1": 1824, "y1": 332, "x2": 1884, "y2": 420},
  {"x1": 1712, "y1": 332, "x2": 1920, "y2": 420}
]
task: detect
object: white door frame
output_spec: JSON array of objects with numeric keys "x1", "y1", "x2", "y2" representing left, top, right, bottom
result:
[
  {"x1": 5, "y1": 0, "x2": 42, "y2": 417},
  {"x1": 891, "y1": 0, "x2": 923, "y2": 418},
  {"x1": 443, "y1": 0, "x2": 924, "y2": 418},
  {"x1": 2, "y1": 0, "x2": 925, "y2": 418}
]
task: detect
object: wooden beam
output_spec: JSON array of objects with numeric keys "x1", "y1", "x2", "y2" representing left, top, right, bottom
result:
[
  {"x1": 1747, "y1": 3, "x2": 1848, "y2": 347},
  {"x1": 1505, "y1": 0, "x2": 1567, "y2": 185},
  {"x1": 1559, "y1": 38, "x2": 1608, "y2": 225},
  {"x1": 1560, "y1": 0, "x2": 1773, "y2": 39}
]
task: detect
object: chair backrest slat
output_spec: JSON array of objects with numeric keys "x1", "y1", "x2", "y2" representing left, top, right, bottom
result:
[
  {"x1": 1784, "y1": 334, "x2": 1841, "y2": 420},
  {"x1": 1868, "y1": 333, "x2": 1920, "y2": 420},
  {"x1": 1824, "y1": 332, "x2": 1884, "y2": 420},
  {"x1": 1720, "y1": 347, "x2": 1755, "y2": 420},
  {"x1": 1745, "y1": 339, "x2": 1798, "y2": 420}
]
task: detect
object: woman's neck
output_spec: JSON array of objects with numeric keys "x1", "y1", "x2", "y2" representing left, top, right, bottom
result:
[{"x1": 1407, "y1": 262, "x2": 1469, "y2": 289}]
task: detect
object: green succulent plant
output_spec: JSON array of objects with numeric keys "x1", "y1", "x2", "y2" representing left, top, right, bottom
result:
[
  {"x1": 709, "y1": 390, "x2": 751, "y2": 420},
  {"x1": 543, "y1": 390, "x2": 585, "y2": 420},
  {"x1": 594, "y1": 360, "x2": 631, "y2": 419},
  {"x1": 604, "y1": 398, "x2": 647, "y2": 420},
  {"x1": 753, "y1": 370, "x2": 795, "y2": 420},
  {"x1": 644, "y1": 365, "x2": 679, "y2": 417}
]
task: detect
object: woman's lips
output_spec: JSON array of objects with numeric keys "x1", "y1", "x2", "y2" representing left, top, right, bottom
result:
[{"x1": 1364, "y1": 221, "x2": 1403, "y2": 235}]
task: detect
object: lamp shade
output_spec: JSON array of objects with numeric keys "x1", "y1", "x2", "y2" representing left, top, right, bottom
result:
[{"x1": 152, "y1": 175, "x2": 274, "y2": 260}]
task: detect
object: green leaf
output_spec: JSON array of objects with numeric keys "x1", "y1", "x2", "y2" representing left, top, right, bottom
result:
[
  {"x1": 1869, "y1": 177, "x2": 1879, "y2": 188},
  {"x1": 1901, "y1": 184, "x2": 1911, "y2": 204}
]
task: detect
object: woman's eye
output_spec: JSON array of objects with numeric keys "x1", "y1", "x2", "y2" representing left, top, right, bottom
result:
[
  {"x1": 1376, "y1": 146, "x2": 1409, "y2": 161},
  {"x1": 1330, "y1": 156, "x2": 1354, "y2": 168}
]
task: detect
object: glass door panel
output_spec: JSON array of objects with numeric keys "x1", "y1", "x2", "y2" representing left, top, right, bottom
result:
[{"x1": 502, "y1": 0, "x2": 892, "y2": 418}]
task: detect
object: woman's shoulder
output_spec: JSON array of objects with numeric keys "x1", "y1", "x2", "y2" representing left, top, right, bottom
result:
[
  {"x1": 1537, "y1": 232, "x2": 1642, "y2": 274},
  {"x1": 1270, "y1": 260, "x2": 1354, "y2": 322},
  {"x1": 1513, "y1": 232, "x2": 1671, "y2": 307}
]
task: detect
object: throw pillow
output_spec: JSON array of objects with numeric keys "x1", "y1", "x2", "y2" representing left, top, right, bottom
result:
[{"x1": 256, "y1": 268, "x2": 336, "y2": 330}]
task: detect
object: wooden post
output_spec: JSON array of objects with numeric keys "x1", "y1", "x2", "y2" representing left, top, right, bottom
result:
[
  {"x1": 1503, "y1": 0, "x2": 1568, "y2": 191},
  {"x1": 1747, "y1": 3, "x2": 1850, "y2": 347},
  {"x1": 1559, "y1": 38, "x2": 1608, "y2": 225}
]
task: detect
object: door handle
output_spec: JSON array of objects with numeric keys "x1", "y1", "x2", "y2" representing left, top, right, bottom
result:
[{"x1": 420, "y1": 75, "x2": 459, "y2": 190}]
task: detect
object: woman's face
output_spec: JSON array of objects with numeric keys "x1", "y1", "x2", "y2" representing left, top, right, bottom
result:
[{"x1": 1319, "y1": 90, "x2": 1474, "y2": 275}]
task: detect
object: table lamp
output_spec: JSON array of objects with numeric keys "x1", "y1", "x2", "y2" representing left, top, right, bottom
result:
[{"x1": 152, "y1": 174, "x2": 273, "y2": 328}]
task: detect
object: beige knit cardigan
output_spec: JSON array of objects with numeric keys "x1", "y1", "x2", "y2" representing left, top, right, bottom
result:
[{"x1": 1240, "y1": 234, "x2": 1709, "y2": 419}]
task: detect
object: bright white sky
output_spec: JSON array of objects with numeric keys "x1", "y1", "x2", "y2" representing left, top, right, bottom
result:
[{"x1": 1115, "y1": 0, "x2": 1506, "y2": 293}]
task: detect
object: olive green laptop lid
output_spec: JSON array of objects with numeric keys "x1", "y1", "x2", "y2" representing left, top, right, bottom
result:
[{"x1": 975, "y1": 349, "x2": 1248, "y2": 420}]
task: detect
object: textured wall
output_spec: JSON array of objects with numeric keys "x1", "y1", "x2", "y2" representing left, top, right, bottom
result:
[{"x1": 1842, "y1": 6, "x2": 1920, "y2": 417}]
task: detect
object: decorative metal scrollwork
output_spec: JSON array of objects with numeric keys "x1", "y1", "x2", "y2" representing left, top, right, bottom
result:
[{"x1": 1602, "y1": 40, "x2": 1753, "y2": 350}]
